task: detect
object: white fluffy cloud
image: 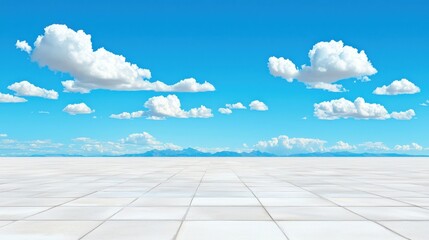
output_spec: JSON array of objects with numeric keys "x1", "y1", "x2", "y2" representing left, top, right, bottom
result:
[
  {"x1": 219, "y1": 102, "x2": 247, "y2": 115},
  {"x1": 218, "y1": 108, "x2": 232, "y2": 114},
  {"x1": 121, "y1": 132, "x2": 161, "y2": 145},
  {"x1": 7, "y1": 81, "x2": 58, "y2": 99},
  {"x1": 121, "y1": 132, "x2": 181, "y2": 150},
  {"x1": 24, "y1": 24, "x2": 214, "y2": 93},
  {"x1": 314, "y1": 97, "x2": 415, "y2": 120},
  {"x1": 358, "y1": 142, "x2": 389, "y2": 151},
  {"x1": 254, "y1": 135, "x2": 326, "y2": 154},
  {"x1": 268, "y1": 40, "x2": 377, "y2": 92},
  {"x1": 329, "y1": 141, "x2": 356, "y2": 151},
  {"x1": 249, "y1": 100, "x2": 268, "y2": 111},
  {"x1": 390, "y1": 109, "x2": 415, "y2": 120},
  {"x1": 0, "y1": 134, "x2": 7, "y2": 138},
  {"x1": 110, "y1": 111, "x2": 144, "y2": 119},
  {"x1": 226, "y1": 102, "x2": 246, "y2": 109},
  {"x1": 373, "y1": 79, "x2": 420, "y2": 95},
  {"x1": 15, "y1": 40, "x2": 32, "y2": 53},
  {"x1": 144, "y1": 94, "x2": 212, "y2": 119},
  {"x1": 162, "y1": 78, "x2": 215, "y2": 92},
  {"x1": 63, "y1": 103, "x2": 94, "y2": 115},
  {"x1": 394, "y1": 143, "x2": 423, "y2": 151},
  {"x1": 0, "y1": 93, "x2": 27, "y2": 103}
]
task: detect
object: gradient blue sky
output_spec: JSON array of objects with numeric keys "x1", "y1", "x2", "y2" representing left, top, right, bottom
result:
[{"x1": 1, "y1": 0, "x2": 428, "y2": 155}]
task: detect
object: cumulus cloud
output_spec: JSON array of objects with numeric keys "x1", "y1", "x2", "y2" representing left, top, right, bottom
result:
[
  {"x1": 373, "y1": 79, "x2": 420, "y2": 95},
  {"x1": 314, "y1": 97, "x2": 415, "y2": 120},
  {"x1": 15, "y1": 40, "x2": 32, "y2": 53},
  {"x1": 249, "y1": 100, "x2": 268, "y2": 111},
  {"x1": 390, "y1": 109, "x2": 415, "y2": 120},
  {"x1": 161, "y1": 78, "x2": 215, "y2": 92},
  {"x1": 121, "y1": 132, "x2": 161, "y2": 145},
  {"x1": 0, "y1": 134, "x2": 7, "y2": 137},
  {"x1": 218, "y1": 108, "x2": 232, "y2": 114},
  {"x1": 394, "y1": 143, "x2": 423, "y2": 151},
  {"x1": 63, "y1": 103, "x2": 94, "y2": 115},
  {"x1": 226, "y1": 102, "x2": 246, "y2": 109},
  {"x1": 254, "y1": 135, "x2": 326, "y2": 154},
  {"x1": 23, "y1": 24, "x2": 214, "y2": 93},
  {"x1": 329, "y1": 141, "x2": 356, "y2": 151},
  {"x1": 144, "y1": 94, "x2": 212, "y2": 119},
  {"x1": 421, "y1": 100, "x2": 429, "y2": 107},
  {"x1": 218, "y1": 102, "x2": 247, "y2": 114},
  {"x1": 69, "y1": 132, "x2": 181, "y2": 154},
  {"x1": 110, "y1": 111, "x2": 144, "y2": 119},
  {"x1": 268, "y1": 40, "x2": 377, "y2": 92},
  {"x1": 121, "y1": 132, "x2": 181, "y2": 150},
  {"x1": 0, "y1": 93, "x2": 27, "y2": 103},
  {"x1": 0, "y1": 138, "x2": 63, "y2": 156},
  {"x1": 8, "y1": 81, "x2": 58, "y2": 99},
  {"x1": 358, "y1": 142, "x2": 389, "y2": 151}
]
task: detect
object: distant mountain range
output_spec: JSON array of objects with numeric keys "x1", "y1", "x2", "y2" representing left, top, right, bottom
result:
[
  {"x1": 117, "y1": 148, "x2": 427, "y2": 157},
  {"x1": 120, "y1": 148, "x2": 276, "y2": 157},
  {"x1": 22, "y1": 148, "x2": 428, "y2": 157}
]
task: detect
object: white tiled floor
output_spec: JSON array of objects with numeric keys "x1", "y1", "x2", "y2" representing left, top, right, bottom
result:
[
  {"x1": 277, "y1": 221, "x2": 407, "y2": 240},
  {"x1": 83, "y1": 221, "x2": 182, "y2": 240},
  {"x1": 0, "y1": 157, "x2": 428, "y2": 239}
]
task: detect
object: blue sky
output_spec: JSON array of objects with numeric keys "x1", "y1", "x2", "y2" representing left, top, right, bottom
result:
[{"x1": 0, "y1": 0, "x2": 428, "y2": 155}]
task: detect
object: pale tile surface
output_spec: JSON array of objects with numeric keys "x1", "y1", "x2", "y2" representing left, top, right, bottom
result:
[
  {"x1": 176, "y1": 221, "x2": 287, "y2": 240},
  {"x1": 266, "y1": 206, "x2": 363, "y2": 220},
  {"x1": 379, "y1": 221, "x2": 429, "y2": 240},
  {"x1": 278, "y1": 221, "x2": 407, "y2": 240},
  {"x1": 29, "y1": 207, "x2": 121, "y2": 220},
  {"x1": 82, "y1": 221, "x2": 181, "y2": 240},
  {"x1": 112, "y1": 207, "x2": 188, "y2": 220},
  {"x1": 186, "y1": 206, "x2": 271, "y2": 220},
  {"x1": 347, "y1": 207, "x2": 429, "y2": 220},
  {"x1": 0, "y1": 157, "x2": 428, "y2": 239},
  {"x1": 0, "y1": 221, "x2": 101, "y2": 240},
  {"x1": 0, "y1": 207, "x2": 48, "y2": 220}
]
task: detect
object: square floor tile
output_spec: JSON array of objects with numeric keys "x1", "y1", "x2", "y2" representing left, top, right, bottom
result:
[
  {"x1": 0, "y1": 198, "x2": 73, "y2": 207},
  {"x1": 0, "y1": 221, "x2": 100, "y2": 240},
  {"x1": 397, "y1": 198, "x2": 429, "y2": 207},
  {"x1": 195, "y1": 191, "x2": 254, "y2": 198},
  {"x1": 131, "y1": 197, "x2": 192, "y2": 206},
  {"x1": 266, "y1": 207, "x2": 363, "y2": 220},
  {"x1": 192, "y1": 198, "x2": 260, "y2": 206},
  {"x1": 277, "y1": 221, "x2": 406, "y2": 240},
  {"x1": 64, "y1": 198, "x2": 135, "y2": 207},
  {"x1": 186, "y1": 207, "x2": 271, "y2": 220},
  {"x1": 328, "y1": 198, "x2": 409, "y2": 207},
  {"x1": 0, "y1": 207, "x2": 48, "y2": 220},
  {"x1": 259, "y1": 198, "x2": 335, "y2": 207},
  {"x1": 112, "y1": 207, "x2": 187, "y2": 220},
  {"x1": 176, "y1": 221, "x2": 287, "y2": 240},
  {"x1": 28, "y1": 207, "x2": 121, "y2": 220},
  {"x1": 82, "y1": 221, "x2": 181, "y2": 240},
  {"x1": 347, "y1": 207, "x2": 429, "y2": 220},
  {"x1": 379, "y1": 221, "x2": 429, "y2": 240}
]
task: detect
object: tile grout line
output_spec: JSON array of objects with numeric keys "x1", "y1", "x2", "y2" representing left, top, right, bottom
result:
[
  {"x1": 173, "y1": 166, "x2": 207, "y2": 240},
  {"x1": 267, "y1": 172, "x2": 413, "y2": 240},
  {"x1": 0, "y1": 173, "x2": 134, "y2": 231},
  {"x1": 78, "y1": 168, "x2": 187, "y2": 240},
  {"x1": 231, "y1": 168, "x2": 291, "y2": 240}
]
